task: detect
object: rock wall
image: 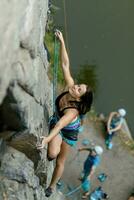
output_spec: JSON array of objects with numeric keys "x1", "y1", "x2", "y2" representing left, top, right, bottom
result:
[{"x1": 0, "y1": 1, "x2": 63, "y2": 199}]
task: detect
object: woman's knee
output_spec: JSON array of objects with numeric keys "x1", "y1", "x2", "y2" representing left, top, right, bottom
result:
[
  {"x1": 47, "y1": 150, "x2": 59, "y2": 161},
  {"x1": 47, "y1": 135, "x2": 62, "y2": 161}
]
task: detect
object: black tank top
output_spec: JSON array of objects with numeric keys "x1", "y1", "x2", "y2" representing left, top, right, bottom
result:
[
  {"x1": 55, "y1": 91, "x2": 81, "y2": 141},
  {"x1": 55, "y1": 91, "x2": 79, "y2": 117}
]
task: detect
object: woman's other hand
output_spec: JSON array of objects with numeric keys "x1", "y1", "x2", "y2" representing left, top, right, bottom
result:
[{"x1": 37, "y1": 136, "x2": 49, "y2": 150}]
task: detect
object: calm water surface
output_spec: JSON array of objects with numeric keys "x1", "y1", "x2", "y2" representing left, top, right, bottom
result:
[{"x1": 52, "y1": 0, "x2": 134, "y2": 136}]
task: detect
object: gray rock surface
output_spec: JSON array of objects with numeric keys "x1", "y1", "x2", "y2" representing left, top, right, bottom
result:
[{"x1": 0, "y1": 0, "x2": 63, "y2": 199}]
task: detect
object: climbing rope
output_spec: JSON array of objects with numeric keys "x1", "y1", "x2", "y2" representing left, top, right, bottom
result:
[
  {"x1": 53, "y1": 35, "x2": 60, "y2": 113},
  {"x1": 36, "y1": 34, "x2": 59, "y2": 149},
  {"x1": 65, "y1": 184, "x2": 82, "y2": 197},
  {"x1": 65, "y1": 179, "x2": 91, "y2": 197},
  {"x1": 62, "y1": 0, "x2": 69, "y2": 54}
]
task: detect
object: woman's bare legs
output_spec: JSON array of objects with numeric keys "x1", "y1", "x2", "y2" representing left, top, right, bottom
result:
[
  {"x1": 49, "y1": 140, "x2": 70, "y2": 189},
  {"x1": 47, "y1": 134, "x2": 62, "y2": 159}
]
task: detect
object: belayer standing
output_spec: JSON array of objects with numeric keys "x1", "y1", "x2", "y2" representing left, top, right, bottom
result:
[
  {"x1": 37, "y1": 30, "x2": 93, "y2": 197},
  {"x1": 78, "y1": 146, "x2": 103, "y2": 199},
  {"x1": 105, "y1": 108, "x2": 126, "y2": 149}
]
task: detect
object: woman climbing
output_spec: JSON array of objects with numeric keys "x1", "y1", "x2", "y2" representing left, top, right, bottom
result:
[{"x1": 37, "y1": 30, "x2": 93, "y2": 197}]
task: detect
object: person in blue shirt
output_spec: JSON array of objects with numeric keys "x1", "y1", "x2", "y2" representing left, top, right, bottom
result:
[
  {"x1": 105, "y1": 108, "x2": 126, "y2": 149},
  {"x1": 78, "y1": 145, "x2": 103, "y2": 199}
]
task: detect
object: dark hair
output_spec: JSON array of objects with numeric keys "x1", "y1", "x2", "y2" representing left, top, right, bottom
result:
[
  {"x1": 78, "y1": 86, "x2": 93, "y2": 115},
  {"x1": 130, "y1": 193, "x2": 134, "y2": 197}
]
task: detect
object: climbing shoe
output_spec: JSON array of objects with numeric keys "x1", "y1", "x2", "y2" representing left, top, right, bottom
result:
[
  {"x1": 57, "y1": 180, "x2": 62, "y2": 186},
  {"x1": 45, "y1": 187, "x2": 53, "y2": 197}
]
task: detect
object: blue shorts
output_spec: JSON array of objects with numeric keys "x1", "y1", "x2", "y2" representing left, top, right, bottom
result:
[
  {"x1": 60, "y1": 132, "x2": 77, "y2": 147},
  {"x1": 49, "y1": 115, "x2": 78, "y2": 147}
]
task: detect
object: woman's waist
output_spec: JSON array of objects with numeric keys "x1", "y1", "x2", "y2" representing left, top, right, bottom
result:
[
  {"x1": 61, "y1": 129, "x2": 78, "y2": 141},
  {"x1": 63, "y1": 117, "x2": 81, "y2": 130}
]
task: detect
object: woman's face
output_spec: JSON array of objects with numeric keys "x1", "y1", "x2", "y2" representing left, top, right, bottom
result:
[{"x1": 69, "y1": 84, "x2": 87, "y2": 99}]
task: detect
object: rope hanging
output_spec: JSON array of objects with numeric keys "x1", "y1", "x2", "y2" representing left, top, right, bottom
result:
[
  {"x1": 65, "y1": 184, "x2": 82, "y2": 197},
  {"x1": 65, "y1": 179, "x2": 90, "y2": 197},
  {"x1": 53, "y1": 35, "x2": 60, "y2": 113}
]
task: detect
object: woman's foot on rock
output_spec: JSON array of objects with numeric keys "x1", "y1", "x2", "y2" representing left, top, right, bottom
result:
[{"x1": 45, "y1": 187, "x2": 53, "y2": 197}]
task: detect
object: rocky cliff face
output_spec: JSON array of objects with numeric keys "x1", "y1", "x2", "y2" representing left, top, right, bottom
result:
[{"x1": 0, "y1": 1, "x2": 63, "y2": 199}]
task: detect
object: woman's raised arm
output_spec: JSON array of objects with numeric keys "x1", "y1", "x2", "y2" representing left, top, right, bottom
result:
[{"x1": 55, "y1": 30, "x2": 74, "y2": 87}]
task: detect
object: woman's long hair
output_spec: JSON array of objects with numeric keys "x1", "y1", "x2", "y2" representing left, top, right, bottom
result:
[
  {"x1": 69, "y1": 86, "x2": 93, "y2": 115},
  {"x1": 78, "y1": 86, "x2": 93, "y2": 115}
]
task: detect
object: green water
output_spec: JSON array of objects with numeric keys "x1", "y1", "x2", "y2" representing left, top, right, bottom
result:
[{"x1": 52, "y1": 0, "x2": 134, "y2": 136}]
